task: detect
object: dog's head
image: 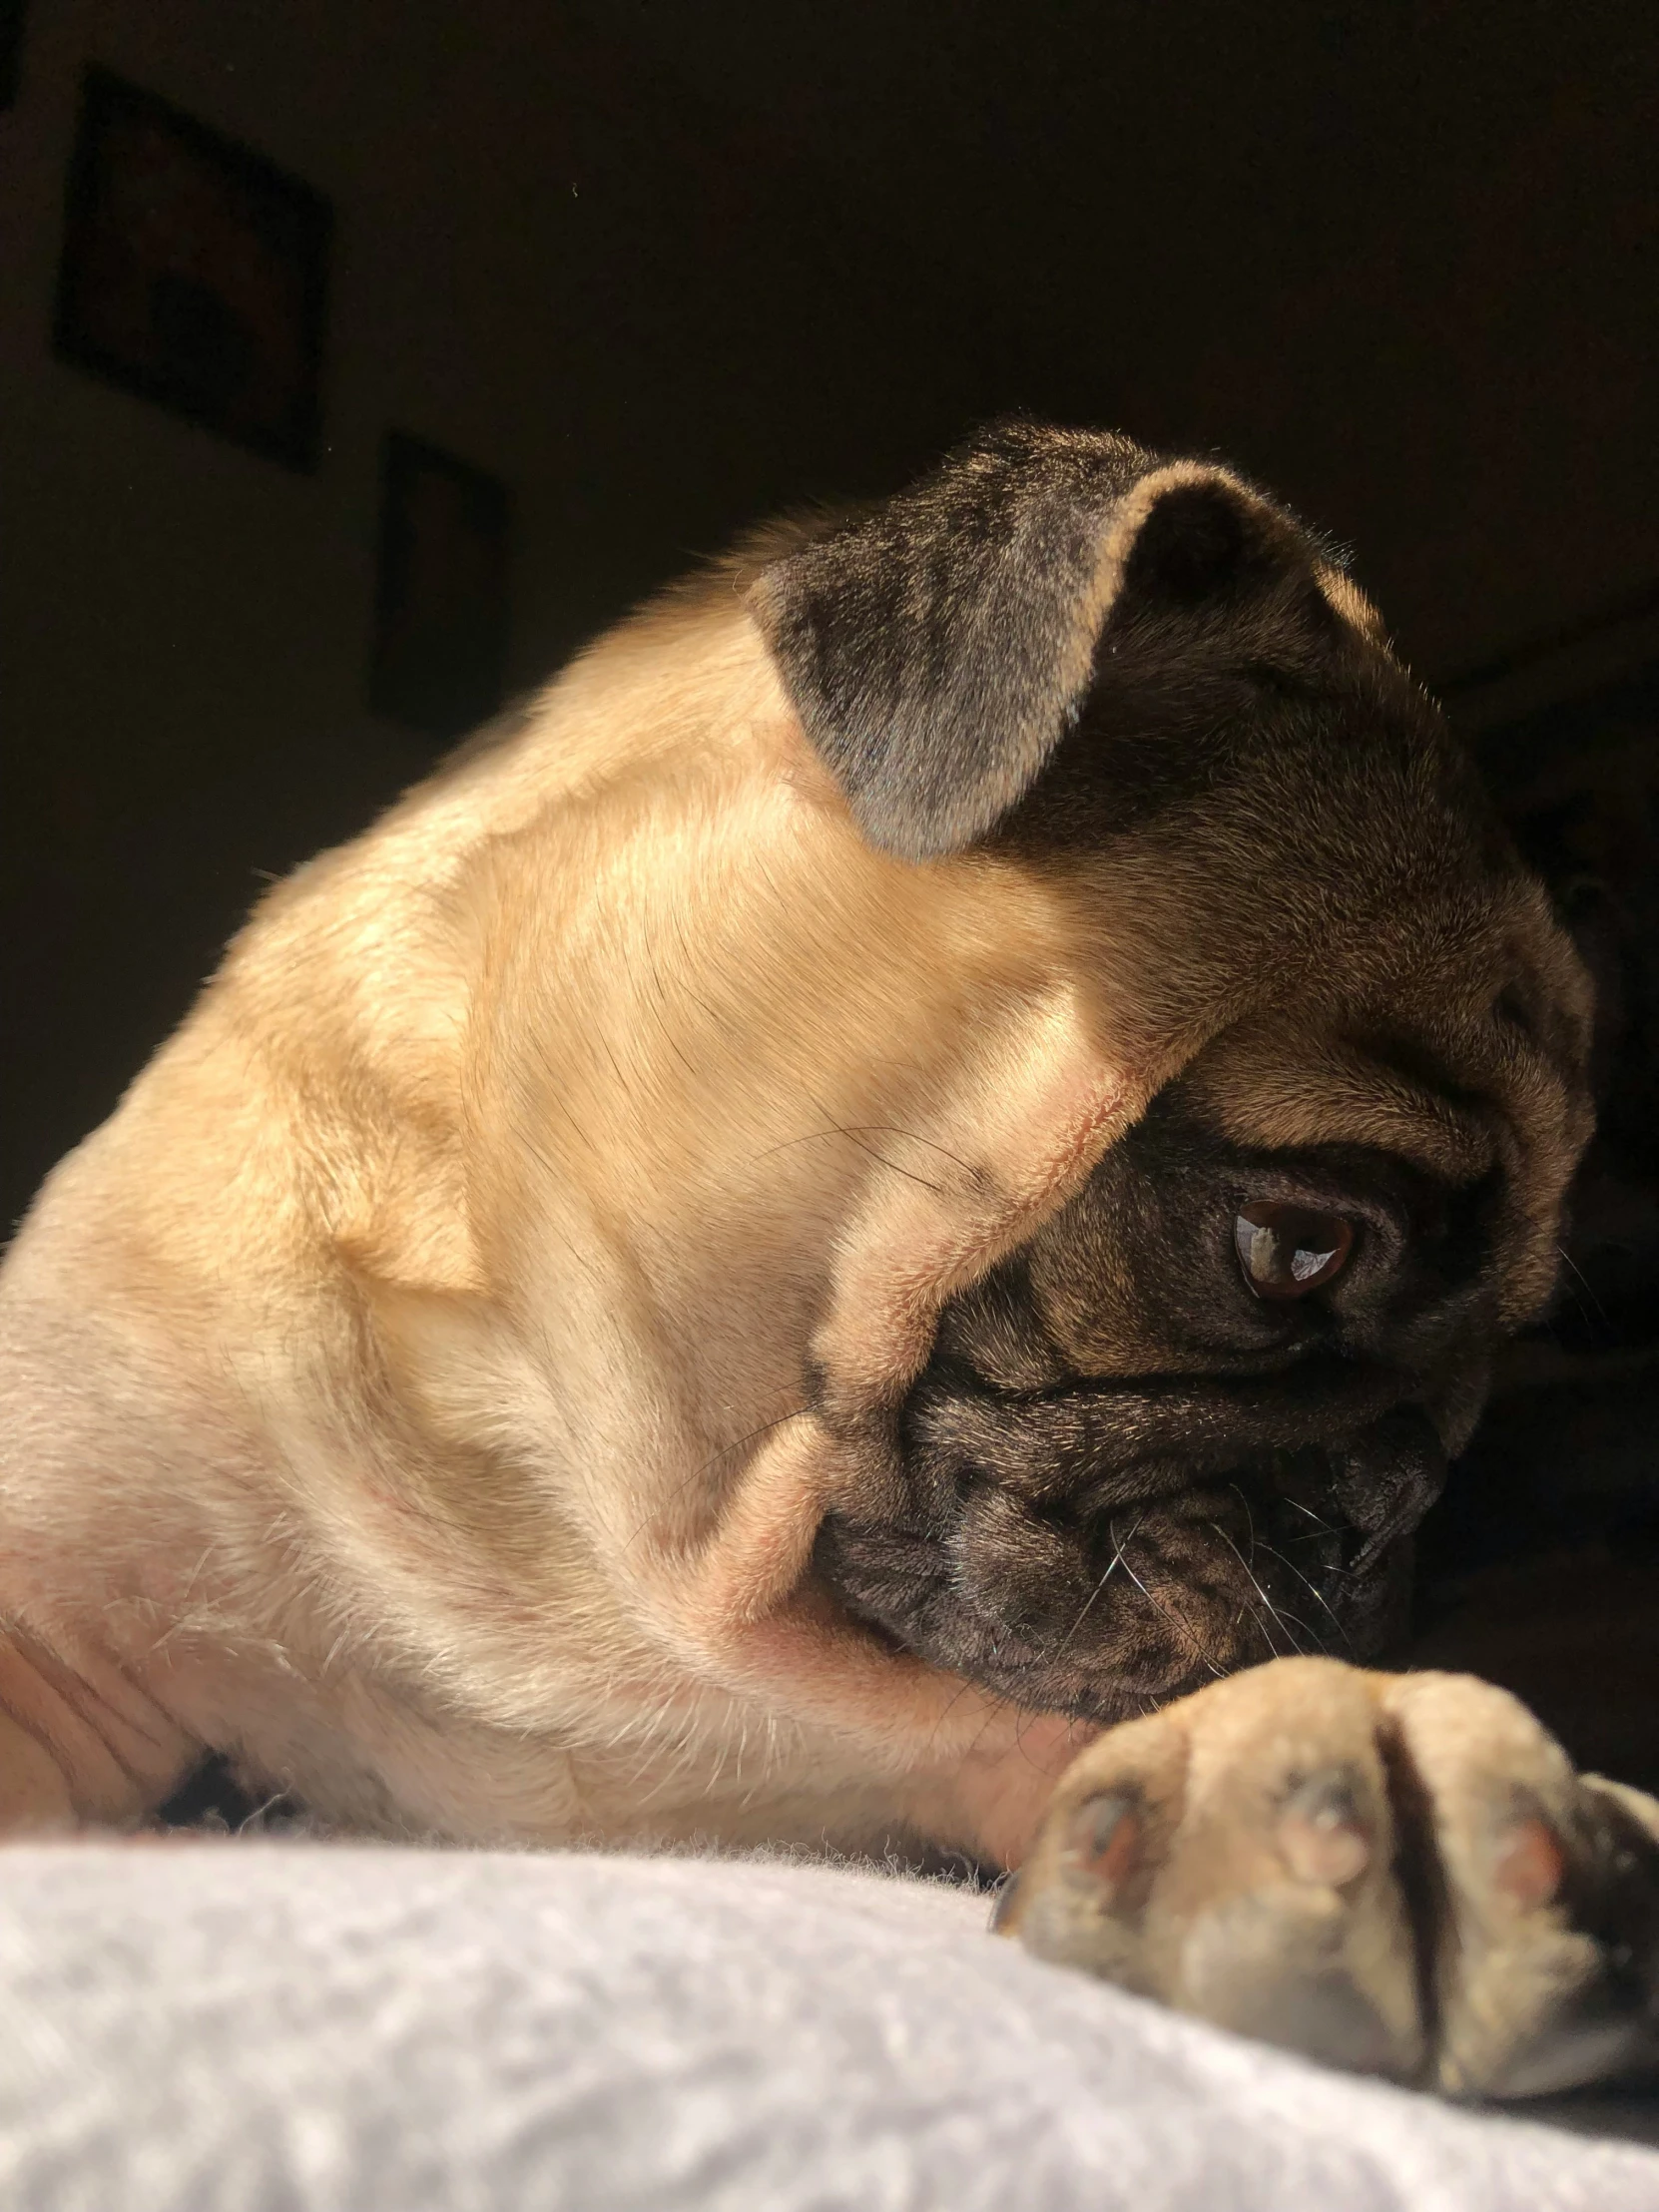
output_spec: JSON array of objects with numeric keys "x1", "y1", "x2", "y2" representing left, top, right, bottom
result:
[{"x1": 741, "y1": 421, "x2": 1593, "y2": 1724}]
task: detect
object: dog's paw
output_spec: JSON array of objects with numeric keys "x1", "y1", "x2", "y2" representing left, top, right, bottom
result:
[{"x1": 996, "y1": 1656, "x2": 1659, "y2": 2097}]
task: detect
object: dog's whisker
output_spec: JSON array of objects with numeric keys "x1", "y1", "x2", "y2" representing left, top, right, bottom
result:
[
  {"x1": 1231, "y1": 1587, "x2": 1292, "y2": 1662},
  {"x1": 638, "y1": 938, "x2": 700, "y2": 1081},
  {"x1": 1249, "y1": 1536, "x2": 1355, "y2": 1653},
  {"x1": 754, "y1": 1123, "x2": 978, "y2": 1184},
  {"x1": 838, "y1": 1126, "x2": 978, "y2": 1176},
  {"x1": 1228, "y1": 1480, "x2": 1260, "y2": 1567},
  {"x1": 1046, "y1": 1510, "x2": 1146, "y2": 1671},
  {"x1": 803, "y1": 1096, "x2": 948, "y2": 1194},
  {"x1": 1116, "y1": 1539, "x2": 1226, "y2": 1679},
  {"x1": 1276, "y1": 1494, "x2": 1337, "y2": 1535},
  {"x1": 1556, "y1": 1241, "x2": 1616, "y2": 1342},
  {"x1": 921, "y1": 1670, "x2": 982, "y2": 1759},
  {"x1": 1208, "y1": 1520, "x2": 1308, "y2": 1659}
]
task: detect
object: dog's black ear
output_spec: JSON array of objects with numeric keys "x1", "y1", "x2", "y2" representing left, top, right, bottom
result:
[{"x1": 749, "y1": 419, "x2": 1328, "y2": 860}]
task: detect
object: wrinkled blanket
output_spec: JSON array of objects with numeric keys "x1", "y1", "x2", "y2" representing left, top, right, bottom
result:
[{"x1": 2, "y1": 1842, "x2": 1658, "y2": 2209}]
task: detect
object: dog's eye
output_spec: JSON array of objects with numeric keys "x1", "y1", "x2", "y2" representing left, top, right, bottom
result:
[{"x1": 1234, "y1": 1202, "x2": 1355, "y2": 1301}]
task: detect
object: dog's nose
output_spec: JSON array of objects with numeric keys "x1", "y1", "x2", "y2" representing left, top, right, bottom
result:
[
  {"x1": 1328, "y1": 1407, "x2": 1448, "y2": 1570},
  {"x1": 1265, "y1": 1406, "x2": 1447, "y2": 1570},
  {"x1": 1256, "y1": 1410, "x2": 1445, "y2": 1661}
]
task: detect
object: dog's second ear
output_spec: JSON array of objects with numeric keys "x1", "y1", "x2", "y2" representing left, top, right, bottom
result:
[{"x1": 749, "y1": 419, "x2": 1332, "y2": 861}]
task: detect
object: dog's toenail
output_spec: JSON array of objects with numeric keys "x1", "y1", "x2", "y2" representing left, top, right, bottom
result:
[{"x1": 1064, "y1": 1791, "x2": 1142, "y2": 1891}]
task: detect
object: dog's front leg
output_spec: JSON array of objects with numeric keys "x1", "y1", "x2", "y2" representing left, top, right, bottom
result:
[{"x1": 899, "y1": 1710, "x2": 1099, "y2": 1871}]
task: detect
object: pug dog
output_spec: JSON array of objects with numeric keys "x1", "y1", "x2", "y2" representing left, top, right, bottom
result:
[{"x1": 3, "y1": 420, "x2": 1653, "y2": 2096}]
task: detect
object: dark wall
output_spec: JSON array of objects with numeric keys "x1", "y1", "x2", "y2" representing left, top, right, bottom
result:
[{"x1": 585, "y1": 0, "x2": 1659, "y2": 687}]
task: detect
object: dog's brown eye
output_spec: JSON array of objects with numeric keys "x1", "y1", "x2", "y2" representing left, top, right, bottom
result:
[{"x1": 1234, "y1": 1202, "x2": 1355, "y2": 1301}]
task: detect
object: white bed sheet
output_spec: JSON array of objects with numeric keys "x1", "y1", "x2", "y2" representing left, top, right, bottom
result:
[{"x1": 2, "y1": 1841, "x2": 1658, "y2": 2210}]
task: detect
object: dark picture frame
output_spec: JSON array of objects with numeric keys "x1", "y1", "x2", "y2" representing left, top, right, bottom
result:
[
  {"x1": 369, "y1": 432, "x2": 512, "y2": 741},
  {"x1": 53, "y1": 66, "x2": 332, "y2": 470}
]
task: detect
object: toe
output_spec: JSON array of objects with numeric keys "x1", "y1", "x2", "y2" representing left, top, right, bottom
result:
[
  {"x1": 1008, "y1": 1659, "x2": 1425, "y2": 2077},
  {"x1": 1382, "y1": 1673, "x2": 1659, "y2": 2096},
  {"x1": 1152, "y1": 1663, "x2": 1422, "y2": 2076}
]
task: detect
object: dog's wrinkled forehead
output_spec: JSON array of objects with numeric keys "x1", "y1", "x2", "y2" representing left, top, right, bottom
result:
[{"x1": 748, "y1": 416, "x2": 1376, "y2": 864}]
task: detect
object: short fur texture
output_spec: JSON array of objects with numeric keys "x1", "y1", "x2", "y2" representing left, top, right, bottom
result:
[{"x1": 0, "y1": 423, "x2": 1591, "y2": 1868}]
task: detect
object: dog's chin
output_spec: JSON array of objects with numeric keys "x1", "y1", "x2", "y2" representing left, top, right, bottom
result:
[{"x1": 813, "y1": 1443, "x2": 1429, "y2": 1726}]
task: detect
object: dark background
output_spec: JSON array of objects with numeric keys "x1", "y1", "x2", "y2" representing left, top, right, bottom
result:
[
  {"x1": 1, "y1": 3, "x2": 1655, "y2": 1209},
  {"x1": 4, "y1": 0, "x2": 1659, "y2": 1784}
]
